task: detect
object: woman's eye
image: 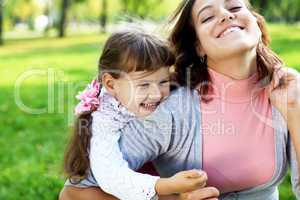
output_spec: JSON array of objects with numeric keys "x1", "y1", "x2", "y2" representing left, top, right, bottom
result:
[
  {"x1": 202, "y1": 16, "x2": 214, "y2": 23},
  {"x1": 229, "y1": 6, "x2": 242, "y2": 12}
]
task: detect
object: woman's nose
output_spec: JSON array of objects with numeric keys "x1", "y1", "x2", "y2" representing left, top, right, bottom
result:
[{"x1": 218, "y1": 8, "x2": 235, "y2": 24}]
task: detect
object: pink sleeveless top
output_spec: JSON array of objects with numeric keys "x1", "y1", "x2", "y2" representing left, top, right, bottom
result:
[{"x1": 201, "y1": 68, "x2": 275, "y2": 193}]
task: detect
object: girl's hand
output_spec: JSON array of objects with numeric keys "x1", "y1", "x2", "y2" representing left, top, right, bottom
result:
[
  {"x1": 178, "y1": 187, "x2": 220, "y2": 200},
  {"x1": 268, "y1": 66, "x2": 300, "y2": 123},
  {"x1": 156, "y1": 170, "x2": 207, "y2": 195}
]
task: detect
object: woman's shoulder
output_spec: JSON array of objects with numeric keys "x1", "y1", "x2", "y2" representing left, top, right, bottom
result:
[
  {"x1": 144, "y1": 87, "x2": 199, "y2": 122},
  {"x1": 161, "y1": 87, "x2": 199, "y2": 112}
]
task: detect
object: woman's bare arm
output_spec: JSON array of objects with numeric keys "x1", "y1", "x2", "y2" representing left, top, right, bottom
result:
[
  {"x1": 59, "y1": 186, "x2": 179, "y2": 200},
  {"x1": 269, "y1": 68, "x2": 300, "y2": 172},
  {"x1": 59, "y1": 186, "x2": 117, "y2": 200},
  {"x1": 58, "y1": 186, "x2": 220, "y2": 200}
]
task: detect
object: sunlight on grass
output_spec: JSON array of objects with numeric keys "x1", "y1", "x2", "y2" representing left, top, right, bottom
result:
[{"x1": 0, "y1": 34, "x2": 107, "y2": 86}]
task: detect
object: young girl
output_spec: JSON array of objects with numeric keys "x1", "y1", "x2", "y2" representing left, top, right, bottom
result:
[{"x1": 63, "y1": 29, "x2": 207, "y2": 200}]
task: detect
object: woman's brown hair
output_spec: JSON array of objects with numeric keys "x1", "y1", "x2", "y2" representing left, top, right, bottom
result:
[
  {"x1": 169, "y1": 0, "x2": 283, "y2": 100},
  {"x1": 63, "y1": 29, "x2": 175, "y2": 183}
]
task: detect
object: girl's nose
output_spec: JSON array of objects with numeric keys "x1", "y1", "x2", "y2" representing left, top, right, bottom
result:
[{"x1": 148, "y1": 84, "x2": 163, "y2": 101}]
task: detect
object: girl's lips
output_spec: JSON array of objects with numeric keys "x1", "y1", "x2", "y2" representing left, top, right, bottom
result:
[{"x1": 140, "y1": 102, "x2": 160, "y2": 111}]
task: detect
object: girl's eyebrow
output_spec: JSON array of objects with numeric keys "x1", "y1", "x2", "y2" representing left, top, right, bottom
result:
[
  {"x1": 136, "y1": 80, "x2": 152, "y2": 84},
  {"x1": 136, "y1": 77, "x2": 170, "y2": 84}
]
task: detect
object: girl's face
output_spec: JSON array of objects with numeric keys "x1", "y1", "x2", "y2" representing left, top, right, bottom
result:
[
  {"x1": 191, "y1": 0, "x2": 261, "y2": 60},
  {"x1": 113, "y1": 67, "x2": 170, "y2": 117}
]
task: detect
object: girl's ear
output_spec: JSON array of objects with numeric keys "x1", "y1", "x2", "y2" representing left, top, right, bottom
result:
[{"x1": 101, "y1": 73, "x2": 117, "y2": 96}]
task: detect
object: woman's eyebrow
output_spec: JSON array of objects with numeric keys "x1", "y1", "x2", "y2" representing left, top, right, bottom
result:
[
  {"x1": 197, "y1": 5, "x2": 213, "y2": 18},
  {"x1": 197, "y1": 0, "x2": 235, "y2": 18}
]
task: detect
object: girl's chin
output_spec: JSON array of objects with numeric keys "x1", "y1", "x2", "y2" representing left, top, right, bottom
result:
[{"x1": 137, "y1": 106, "x2": 157, "y2": 117}]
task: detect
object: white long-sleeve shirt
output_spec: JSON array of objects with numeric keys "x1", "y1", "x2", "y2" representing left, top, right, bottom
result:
[{"x1": 89, "y1": 88, "x2": 160, "y2": 200}]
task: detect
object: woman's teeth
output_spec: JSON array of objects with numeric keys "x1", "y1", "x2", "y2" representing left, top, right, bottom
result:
[{"x1": 219, "y1": 27, "x2": 242, "y2": 38}]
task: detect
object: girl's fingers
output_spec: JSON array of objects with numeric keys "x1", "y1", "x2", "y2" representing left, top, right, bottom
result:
[
  {"x1": 185, "y1": 169, "x2": 206, "y2": 178},
  {"x1": 189, "y1": 175, "x2": 207, "y2": 188},
  {"x1": 187, "y1": 187, "x2": 220, "y2": 200},
  {"x1": 198, "y1": 180, "x2": 207, "y2": 188}
]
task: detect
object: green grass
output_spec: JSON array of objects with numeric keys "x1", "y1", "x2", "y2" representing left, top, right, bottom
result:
[
  {"x1": 268, "y1": 23, "x2": 300, "y2": 70},
  {"x1": 0, "y1": 24, "x2": 300, "y2": 200}
]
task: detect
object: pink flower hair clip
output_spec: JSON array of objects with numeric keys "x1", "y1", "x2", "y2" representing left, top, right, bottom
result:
[{"x1": 75, "y1": 80, "x2": 101, "y2": 115}]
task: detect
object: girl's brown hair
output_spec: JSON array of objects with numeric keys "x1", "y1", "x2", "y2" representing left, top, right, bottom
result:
[
  {"x1": 64, "y1": 29, "x2": 175, "y2": 183},
  {"x1": 169, "y1": 0, "x2": 283, "y2": 100}
]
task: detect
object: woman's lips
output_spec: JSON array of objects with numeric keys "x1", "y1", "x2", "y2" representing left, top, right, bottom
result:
[{"x1": 217, "y1": 25, "x2": 244, "y2": 38}]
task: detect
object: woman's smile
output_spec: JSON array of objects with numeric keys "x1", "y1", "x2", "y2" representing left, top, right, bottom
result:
[
  {"x1": 192, "y1": 0, "x2": 261, "y2": 59},
  {"x1": 216, "y1": 24, "x2": 245, "y2": 38}
]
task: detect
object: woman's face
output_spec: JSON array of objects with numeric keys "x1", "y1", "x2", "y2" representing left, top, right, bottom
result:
[{"x1": 191, "y1": 0, "x2": 261, "y2": 60}]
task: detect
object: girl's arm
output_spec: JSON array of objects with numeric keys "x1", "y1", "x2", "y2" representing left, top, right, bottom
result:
[
  {"x1": 90, "y1": 108, "x2": 159, "y2": 200},
  {"x1": 90, "y1": 92, "x2": 206, "y2": 200},
  {"x1": 90, "y1": 114, "x2": 206, "y2": 200}
]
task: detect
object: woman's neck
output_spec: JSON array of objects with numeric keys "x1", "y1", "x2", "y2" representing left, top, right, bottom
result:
[{"x1": 207, "y1": 49, "x2": 257, "y2": 80}]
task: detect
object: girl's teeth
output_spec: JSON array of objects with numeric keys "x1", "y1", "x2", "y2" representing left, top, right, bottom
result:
[
  {"x1": 145, "y1": 103, "x2": 156, "y2": 106},
  {"x1": 142, "y1": 103, "x2": 158, "y2": 110}
]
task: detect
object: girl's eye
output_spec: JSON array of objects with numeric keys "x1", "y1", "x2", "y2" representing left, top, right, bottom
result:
[
  {"x1": 159, "y1": 80, "x2": 170, "y2": 86},
  {"x1": 137, "y1": 83, "x2": 150, "y2": 88},
  {"x1": 202, "y1": 16, "x2": 214, "y2": 23},
  {"x1": 229, "y1": 6, "x2": 242, "y2": 12}
]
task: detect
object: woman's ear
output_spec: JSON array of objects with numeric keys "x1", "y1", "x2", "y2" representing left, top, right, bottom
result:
[
  {"x1": 195, "y1": 40, "x2": 205, "y2": 57},
  {"x1": 101, "y1": 73, "x2": 117, "y2": 96}
]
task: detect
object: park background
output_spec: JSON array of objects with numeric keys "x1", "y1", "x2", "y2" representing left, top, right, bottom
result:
[{"x1": 0, "y1": 0, "x2": 300, "y2": 199}]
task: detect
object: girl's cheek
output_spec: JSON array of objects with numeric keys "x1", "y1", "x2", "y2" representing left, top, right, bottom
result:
[{"x1": 134, "y1": 91, "x2": 147, "y2": 102}]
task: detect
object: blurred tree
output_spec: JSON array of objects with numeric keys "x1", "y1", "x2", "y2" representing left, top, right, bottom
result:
[
  {"x1": 43, "y1": 0, "x2": 52, "y2": 36},
  {"x1": 0, "y1": 0, "x2": 3, "y2": 45},
  {"x1": 58, "y1": 0, "x2": 69, "y2": 37},
  {"x1": 250, "y1": 0, "x2": 269, "y2": 14},
  {"x1": 4, "y1": 0, "x2": 36, "y2": 29},
  {"x1": 296, "y1": 0, "x2": 300, "y2": 21},
  {"x1": 120, "y1": 0, "x2": 162, "y2": 19},
  {"x1": 250, "y1": 0, "x2": 300, "y2": 22},
  {"x1": 100, "y1": 0, "x2": 107, "y2": 32}
]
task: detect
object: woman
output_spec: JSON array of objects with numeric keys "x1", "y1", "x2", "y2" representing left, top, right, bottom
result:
[{"x1": 60, "y1": 0, "x2": 300, "y2": 199}]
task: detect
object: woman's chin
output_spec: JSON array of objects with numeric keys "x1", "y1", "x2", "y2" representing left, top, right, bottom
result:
[{"x1": 213, "y1": 41, "x2": 258, "y2": 58}]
